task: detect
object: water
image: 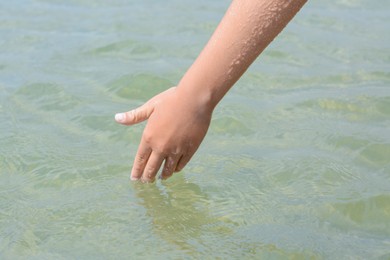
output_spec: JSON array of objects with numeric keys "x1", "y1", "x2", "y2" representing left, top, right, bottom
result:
[{"x1": 1, "y1": 0, "x2": 389, "y2": 258}]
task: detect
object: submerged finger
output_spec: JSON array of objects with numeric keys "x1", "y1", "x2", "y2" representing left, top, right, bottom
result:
[
  {"x1": 131, "y1": 142, "x2": 152, "y2": 181},
  {"x1": 141, "y1": 151, "x2": 164, "y2": 183},
  {"x1": 175, "y1": 153, "x2": 193, "y2": 172},
  {"x1": 160, "y1": 155, "x2": 180, "y2": 180}
]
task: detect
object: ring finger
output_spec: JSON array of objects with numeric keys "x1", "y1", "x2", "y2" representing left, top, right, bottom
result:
[{"x1": 160, "y1": 155, "x2": 181, "y2": 180}]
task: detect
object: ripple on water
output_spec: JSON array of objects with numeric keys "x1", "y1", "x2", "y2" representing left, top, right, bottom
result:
[
  {"x1": 197, "y1": 155, "x2": 390, "y2": 258},
  {"x1": 76, "y1": 114, "x2": 117, "y2": 132},
  {"x1": 129, "y1": 177, "x2": 236, "y2": 257},
  {"x1": 1, "y1": 0, "x2": 389, "y2": 258},
  {"x1": 211, "y1": 116, "x2": 254, "y2": 136},
  {"x1": 328, "y1": 135, "x2": 390, "y2": 168},
  {"x1": 298, "y1": 95, "x2": 390, "y2": 122},
  {"x1": 375, "y1": 96, "x2": 390, "y2": 116},
  {"x1": 86, "y1": 39, "x2": 160, "y2": 60},
  {"x1": 108, "y1": 73, "x2": 173, "y2": 101},
  {"x1": 320, "y1": 194, "x2": 390, "y2": 236},
  {"x1": 359, "y1": 143, "x2": 390, "y2": 167},
  {"x1": 14, "y1": 82, "x2": 81, "y2": 112},
  {"x1": 330, "y1": 135, "x2": 371, "y2": 151}
]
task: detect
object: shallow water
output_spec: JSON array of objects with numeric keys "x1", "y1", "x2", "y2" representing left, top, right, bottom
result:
[{"x1": 1, "y1": 0, "x2": 389, "y2": 259}]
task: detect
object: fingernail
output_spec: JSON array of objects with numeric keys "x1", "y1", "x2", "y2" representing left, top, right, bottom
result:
[
  {"x1": 130, "y1": 175, "x2": 139, "y2": 181},
  {"x1": 115, "y1": 113, "x2": 125, "y2": 122}
]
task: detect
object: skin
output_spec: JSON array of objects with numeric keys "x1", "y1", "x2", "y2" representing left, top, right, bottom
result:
[{"x1": 115, "y1": 0, "x2": 308, "y2": 182}]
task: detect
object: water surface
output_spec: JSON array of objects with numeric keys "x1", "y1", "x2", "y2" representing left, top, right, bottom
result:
[{"x1": 1, "y1": 0, "x2": 389, "y2": 259}]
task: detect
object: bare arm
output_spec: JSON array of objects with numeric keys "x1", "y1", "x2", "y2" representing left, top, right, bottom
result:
[
  {"x1": 115, "y1": 0, "x2": 307, "y2": 182},
  {"x1": 177, "y1": 0, "x2": 307, "y2": 109}
]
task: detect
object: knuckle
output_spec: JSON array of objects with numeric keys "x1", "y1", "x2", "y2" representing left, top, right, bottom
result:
[
  {"x1": 125, "y1": 109, "x2": 136, "y2": 123},
  {"x1": 135, "y1": 154, "x2": 147, "y2": 164},
  {"x1": 164, "y1": 162, "x2": 172, "y2": 171},
  {"x1": 142, "y1": 132, "x2": 153, "y2": 145},
  {"x1": 130, "y1": 109, "x2": 137, "y2": 121}
]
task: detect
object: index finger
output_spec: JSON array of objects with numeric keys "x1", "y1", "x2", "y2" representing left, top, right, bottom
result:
[{"x1": 131, "y1": 141, "x2": 152, "y2": 181}]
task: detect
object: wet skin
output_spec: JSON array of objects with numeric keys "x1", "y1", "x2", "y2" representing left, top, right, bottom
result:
[{"x1": 115, "y1": 0, "x2": 307, "y2": 182}]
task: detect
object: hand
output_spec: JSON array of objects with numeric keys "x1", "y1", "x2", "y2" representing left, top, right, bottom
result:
[{"x1": 115, "y1": 87, "x2": 213, "y2": 182}]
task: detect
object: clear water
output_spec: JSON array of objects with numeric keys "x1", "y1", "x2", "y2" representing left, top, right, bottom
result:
[{"x1": 1, "y1": 0, "x2": 389, "y2": 259}]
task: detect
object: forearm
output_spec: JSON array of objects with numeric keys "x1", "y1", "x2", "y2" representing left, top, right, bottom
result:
[
  {"x1": 116, "y1": 0, "x2": 308, "y2": 182},
  {"x1": 177, "y1": 0, "x2": 307, "y2": 109}
]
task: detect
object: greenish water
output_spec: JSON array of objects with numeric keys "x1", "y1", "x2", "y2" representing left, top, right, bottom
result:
[{"x1": 1, "y1": 0, "x2": 389, "y2": 259}]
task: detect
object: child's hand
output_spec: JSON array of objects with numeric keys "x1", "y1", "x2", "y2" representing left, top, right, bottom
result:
[{"x1": 115, "y1": 87, "x2": 213, "y2": 182}]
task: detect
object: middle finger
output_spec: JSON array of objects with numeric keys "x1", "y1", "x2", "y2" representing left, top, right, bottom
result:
[{"x1": 141, "y1": 151, "x2": 164, "y2": 183}]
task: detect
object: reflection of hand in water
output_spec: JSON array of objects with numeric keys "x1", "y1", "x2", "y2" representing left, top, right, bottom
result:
[{"x1": 132, "y1": 174, "x2": 233, "y2": 254}]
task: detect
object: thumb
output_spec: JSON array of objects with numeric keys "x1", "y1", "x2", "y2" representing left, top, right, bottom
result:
[{"x1": 115, "y1": 102, "x2": 154, "y2": 126}]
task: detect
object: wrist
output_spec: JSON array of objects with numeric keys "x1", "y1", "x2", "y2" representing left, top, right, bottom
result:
[
  {"x1": 176, "y1": 78, "x2": 219, "y2": 114},
  {"x1": 176, "y1": 63, "x2": 232, "y2": 112}
]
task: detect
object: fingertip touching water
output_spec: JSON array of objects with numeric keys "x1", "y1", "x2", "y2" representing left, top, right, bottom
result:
[{"x1": 115, "y1": 0, "x2": 308, "y2": 182}]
